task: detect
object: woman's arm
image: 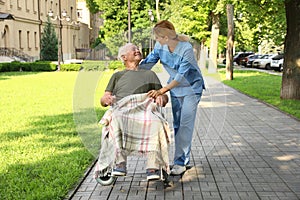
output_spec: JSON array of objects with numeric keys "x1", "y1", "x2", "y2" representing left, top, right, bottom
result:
[
  {"x1": 147, "y1": 80, "x2": 179, "y2": 98},
  {"x1": 139, "y1": 43, "x2": 160, "y2": 70}
]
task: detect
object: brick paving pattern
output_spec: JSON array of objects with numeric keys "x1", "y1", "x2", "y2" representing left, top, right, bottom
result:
[{"x1": 68, "y1": 73, "x2": 300, "y2": 200}]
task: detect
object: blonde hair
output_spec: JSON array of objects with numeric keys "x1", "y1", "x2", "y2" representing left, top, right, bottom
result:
[{"x1": 153, "y1": 20, "x2": 189, "y2": 42}]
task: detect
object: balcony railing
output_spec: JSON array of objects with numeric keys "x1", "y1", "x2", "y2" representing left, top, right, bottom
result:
[{"x1": 0, "y1": 47, "x2": 35, "y2": 62}]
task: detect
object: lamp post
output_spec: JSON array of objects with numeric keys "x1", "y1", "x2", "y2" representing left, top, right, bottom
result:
[
  {"x1": 128, "y1": 0, "x2": 131, "y2": 42},
  {"x1": 48, "y1": 8, "x2": 69, "y2": 71},
  {"x1": 148, "y1": 9, "x2": 154, "y2": 52}
]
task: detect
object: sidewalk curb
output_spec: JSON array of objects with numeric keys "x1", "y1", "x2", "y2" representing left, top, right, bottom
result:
[{"x1": 65, "y1": 158, "x2": 98, "y2": 200}]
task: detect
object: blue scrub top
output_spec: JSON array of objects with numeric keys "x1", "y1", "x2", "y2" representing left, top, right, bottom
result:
[{"x1": 140, "y1": 41, "x2": 205, "y2": 97}]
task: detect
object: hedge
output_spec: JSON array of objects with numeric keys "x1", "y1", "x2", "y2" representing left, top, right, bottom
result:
[
  {"x1": 0, "y1": 61, "x2": 57, "y2": 72},
  {"x1": 0, "y1": 60, "x2": 124, "y2": 72}
]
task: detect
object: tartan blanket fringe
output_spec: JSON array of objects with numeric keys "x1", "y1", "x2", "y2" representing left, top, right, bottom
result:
[{"x1": 94, "y1": 93, "x2": 171, "y2": 178}]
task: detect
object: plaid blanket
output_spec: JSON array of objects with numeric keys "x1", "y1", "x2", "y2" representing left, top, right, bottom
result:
[{"x1": 94, "y1": 93, "x2": 171, "y2": 178}]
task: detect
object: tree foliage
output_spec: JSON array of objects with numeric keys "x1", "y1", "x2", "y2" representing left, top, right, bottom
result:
[
  {"x1": 93, "y1": 0, "x2": 287, "y2": 55},
  {"x1": 161, "y1": 0, "x2": 211, "y2": 43},
  {"x1": 40, "y1": 17, "x2": 58, "y2": 61},
  {"x1": 92, "y1": 0, "x2": 298, "y2": 99},
  {"x1": 86, "y1": 0, "x2": 100, "y2": 14},
  {"x1": 94, "y1": 0, "x2": 162, "y2": 57},
  {"x1": 229, "y1": 0, "x2": 286, "y2": 52}
]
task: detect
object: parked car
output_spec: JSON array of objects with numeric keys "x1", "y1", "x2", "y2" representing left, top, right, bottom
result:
[
  {"x1": 252, "y1": 54, "x2": 277, "y2": 70},
  {"x1": 222, "y1": 52, "x2": 254, "y2": 66},
  {"x1": 234, "y1": 52, "x2": 254, "y2": 66},
  {"x1": 271, "y1": 54, "x2": 284, "y2": 72},
  {"x1": 245, "y1": 54, "x2": 263, "y2": 68}
]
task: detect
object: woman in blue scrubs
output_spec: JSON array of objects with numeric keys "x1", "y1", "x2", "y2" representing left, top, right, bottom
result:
[{"x1": 140, "y1": 20, "x2": 205, "y2": 175}]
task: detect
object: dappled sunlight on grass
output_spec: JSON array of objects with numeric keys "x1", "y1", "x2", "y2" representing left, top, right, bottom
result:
[
  {"x1": 1, "y1": 149, "x2": 92, "y2": 199},
  {"x1": 218, "y1": 70, "x2": 300, "y2": 119},
  {"x1": 1, "y1": 133, "x2": 84, "y2": 165},
  {"x1": 0, "y1": 72, "x2": 97, "y2": 199}
]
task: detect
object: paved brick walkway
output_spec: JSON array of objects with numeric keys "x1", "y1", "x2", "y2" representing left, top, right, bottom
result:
[{"x1": 68, "y1": 72, "x2": 300, "y2": 200}]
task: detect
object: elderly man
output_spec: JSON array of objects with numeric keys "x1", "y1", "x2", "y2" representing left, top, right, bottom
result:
[
  {"x1": 97, "y1": 43, "x2": 169, "y2": 180},
  {"x1": 100, "y1": 43, "x2": 168, "y2": 107}
]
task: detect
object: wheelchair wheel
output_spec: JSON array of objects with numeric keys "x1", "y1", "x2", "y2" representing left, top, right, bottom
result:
[{"x1": 96, "y1": 174, "x2": 116, "y2": 186}]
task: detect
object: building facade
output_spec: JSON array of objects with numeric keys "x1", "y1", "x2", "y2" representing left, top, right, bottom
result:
[{"x1": 0, "y1": 0, "x2": 97, "y2": 62}]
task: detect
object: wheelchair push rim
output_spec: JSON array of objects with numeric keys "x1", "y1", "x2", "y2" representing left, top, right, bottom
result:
[{"x1": 96, "y1": 173, "x2": 116, "y2": 186}]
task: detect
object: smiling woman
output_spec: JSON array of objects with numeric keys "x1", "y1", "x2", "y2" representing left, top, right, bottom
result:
[{"x1": 0, "y1": 72, "x2": 96, "y2": 199}]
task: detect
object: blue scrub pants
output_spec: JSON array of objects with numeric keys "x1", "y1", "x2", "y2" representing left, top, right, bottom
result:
[{"x1": 171, "y1": 93, "x2": 201, "y2": 166}]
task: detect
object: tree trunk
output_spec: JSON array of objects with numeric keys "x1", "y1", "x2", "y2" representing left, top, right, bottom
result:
[
  {"x1": 281, "y1": 0, "x2": 300, "y2": 100},
  {"x1": 226, "y1": 4, "x2": 234, "y2": 80},
  {"x1": 208, "y1": 13, "x2": 220, "y2": 73},
  {"x1": 199, "y1": 41, "x2": 207, "y2": 69}
]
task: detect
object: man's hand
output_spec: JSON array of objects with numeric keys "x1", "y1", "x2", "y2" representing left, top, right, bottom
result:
[
  {"x1": 148, "y1": 87, "x2": 169, "y2": 106},
  {"x1": 155, "y1": 95, "x2": 168, "y2": 107},
  {"x1": 100, "y1": 92, "x2": 116, "y2": 107},
  {"x1": 147, "y1": 87, "x2": 169, "y2": 98}
]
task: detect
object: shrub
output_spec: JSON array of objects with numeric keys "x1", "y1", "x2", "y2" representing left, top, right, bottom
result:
[
  {"x1": 0, "y1": 61, "x2": 57, "y2": 72},
  {"x1": 20, "y1": 62, "x2": 32, "y2": 71},
  {"x1": 0, "y1": 60, "x2": 124, "y2": 72},
  {"x1": 60, "y1": 64, "x2": 82, "y2": 71},
  {"x1": 9, "y1": 61, "x2": 22, "y2": 71},
  {"x1": 81, "y1": 60, "x2": 108, "y2": 71},
  {"x1": 108, "y1": 60, "x2": 124, "y2": 70},
  {"x1": 0, "y1": 63, "x2": 11, "y2": 72},
  {"x1": 30, "y1": 62, "x2": 56, "y2": 71}
]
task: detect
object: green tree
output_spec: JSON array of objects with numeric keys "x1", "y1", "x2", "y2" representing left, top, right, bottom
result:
[
  {"x1": 281, "y1": 0, "x2": 300, "y2": 100},
  {"x1": 95, "y1": 0, "x2": 167, "y2": 57},
  {"x1": 162, "y1": 0, "x2": 211, "y2": 42},
  {"x1": 86, "y1": 0, "x2": 100, "y2": 14},
  {"x1": 231, "y1": 0, "x2": 286, "y2": 52},
  {"x1": 92, "y1": 0, "x2": 299, "y2": 99},
  {"x1": 40, "y1": 17, "x2": 58, "y2": 61},
  {"x1": 225, "y1": 0, "x2": 298, "y2": 100}
]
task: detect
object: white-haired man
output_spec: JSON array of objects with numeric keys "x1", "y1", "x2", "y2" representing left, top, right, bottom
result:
[{"x1": 100, "y1": 43, "x2": 168, "y2": 180}]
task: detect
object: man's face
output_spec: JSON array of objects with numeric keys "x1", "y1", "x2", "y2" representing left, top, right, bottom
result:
[{"x1": 124, "y1": 45, "x2": 142, "y2": 62}]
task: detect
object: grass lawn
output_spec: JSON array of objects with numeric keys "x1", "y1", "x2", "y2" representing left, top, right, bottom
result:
[
  {"x1": 0, "y1": 71, "x2": 112, "y2": 199},
  {"x1": 219, "y1": 69, "x2": 300, "y2": 119}
]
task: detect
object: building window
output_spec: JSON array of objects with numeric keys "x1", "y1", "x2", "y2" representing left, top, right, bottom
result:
[
  {"x1": 45, "y1": 0, "x2": 48, "y2": 16},
  {"x1": 19, "y1": 30, "x2": 22, "y2": 49},
  {"x1": 55, "y1": 3, "x2": 58, "y2": 16},
  {"x1": 27, "y1": 31, "x2": 31, "y2": 50},
  {"x1": 17, "y1": 0, "x2": 21, "y2": 9},
  {"x1": 34, "y1": 32, "x2": 38, "y2": 49},
  {"x1": 33, "y1": 0, "x2": 35, "y2": 12},
  {"x1": 77, "y1": 9, "x2": 82, "y2": 19},
  {"x1": 70, "y1": 7, "x2": 73, "y2": 21},
  {"x1": 25, "y1": 0, "x2": 28, "y2": 11},
  {"x1": 73, "y1": 35, "x2": 76, "y2": 48}
]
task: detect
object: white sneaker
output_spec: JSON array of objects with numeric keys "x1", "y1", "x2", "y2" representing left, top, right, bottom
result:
[{"x1": 171, "y1": 165, "x2": 186, "y2": 175}]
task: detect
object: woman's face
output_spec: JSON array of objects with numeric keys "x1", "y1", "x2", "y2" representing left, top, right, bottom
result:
[{"x1": 155, "y1": 34, "x2": 168, "y2": 45}]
